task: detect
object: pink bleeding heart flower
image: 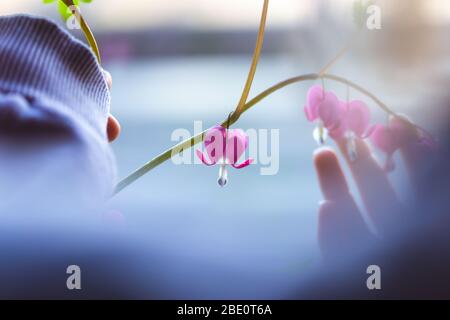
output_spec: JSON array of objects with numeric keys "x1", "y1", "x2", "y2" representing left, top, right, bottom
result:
[
  {"x1": 196, "y1": 125, "x2": 253, "y2": 186},
  {"x1": 370, "y1": 124, "x2": 398, "y2": 171},
  {"x1": 330, "y1": 99, "x2": 373, "y2": 161},
  {"x1": 327, "y1": 100, "x2": 373, "y2": 139},
  {"x1": 304, "y1": 85, "x2": 324, "y2": 122},
  {"x1": 344, "y1": 100, "x2": 372, "y2": 138},
  {"x1": 370, "y1": 116, "x2": 431, "y2": 172},
  {"x1": 304, "y1": 85, "x2": 343, "y2": 145}
]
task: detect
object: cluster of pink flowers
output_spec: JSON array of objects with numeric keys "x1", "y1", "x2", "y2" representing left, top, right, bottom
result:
[
  {"x1": 304, "y1": 85, "x2": 433, "y2": 171},
  {"x1": 304, "y1": 85, "x2": 372, "y2": 141}
]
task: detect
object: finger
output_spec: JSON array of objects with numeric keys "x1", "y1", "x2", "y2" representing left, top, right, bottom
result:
[
  {"x1": 336, "y1": 138, "x2": 402, "y2": 236},
  {"x1": 400, "y1": 141, "x2": 434, "y2": 196},
  {"x1": 314, "y1": 148, "x2": 373, "y2": 261},
  {"x1": 318, "y1": 200, "x2": 374, "y2": 262},
  {"x1": 102, "y1": 69, "x2": 112, "y2": 90},
  {"x1": 390, "y1": 116, "x2": 435, "y2": 194},
  {"x1": 107, "y1": 114, "x2": 121, "y2": 142},
  {"x1": 314, "y1": 147, "x2": 349, "y2": 201}
]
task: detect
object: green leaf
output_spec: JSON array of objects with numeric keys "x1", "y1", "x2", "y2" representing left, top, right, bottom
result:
[
  {"x1": 57, "y1": 0, "x2": 80, "y2": 21},
  {"x1": 43, "y1": 0, "x2": 93, "y2": 21}
]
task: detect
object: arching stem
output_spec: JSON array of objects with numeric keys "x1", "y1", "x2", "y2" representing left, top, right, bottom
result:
[
  {"x1": 114, "y1": 73, "x2": 397, "y2": 195},
  {"x1": 242, "y1": 73, "x2": 396, "y2": 116}
]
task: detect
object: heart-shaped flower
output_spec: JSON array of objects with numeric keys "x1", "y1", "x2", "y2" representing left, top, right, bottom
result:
[
  {"x1": 196, "y1": 125, "x2": 253, "y2": 186},
  {"x1": 331, "y1": 99, "x2": 374, "y2": 160},
  {"x1": 304, "y1": 85, "x2": 343, "y2": 127},
  {"x1": 369, "y1": 116, "x2": 433, "y2": 172},
  {"x1": 304, "y1": 85, "x2": 343, "y2": 145},
  {"x1": 343, "y1": 100, "x2": 372, "y2": 137}
]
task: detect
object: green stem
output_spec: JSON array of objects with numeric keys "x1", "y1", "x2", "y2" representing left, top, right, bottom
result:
[
  {"x1": 113, "y1": 72, "x2": 395, "y2": 195},
  {"x1": 234, "y1": 0, "x2": 269, "y2": 116},
  {"x1": 317, "y1": 0, "x2": 381, "y2": 77},
  {"x1": 243, "y1": 73, "x2": 396, "y2": 116},
  {"x1": 79, "y1": 14, "x2": 101, "y2": 64},
  {"x1": 318, "y1": 39, "x2": 355, "y2": 77},
  {"x1": 62, "y1": 0, "x2": 101, "y2": 63}
]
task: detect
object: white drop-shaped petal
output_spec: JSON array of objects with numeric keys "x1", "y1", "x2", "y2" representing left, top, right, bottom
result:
[
  {"x1": 313, "y1": 125, "x2": 328, "y2": 146},
  {"x1": 346, "y1": 133, "x2": 358, "y2": 162},
  {"x1": 217, "y1": 164, "x2": 228, "y2": 187}
]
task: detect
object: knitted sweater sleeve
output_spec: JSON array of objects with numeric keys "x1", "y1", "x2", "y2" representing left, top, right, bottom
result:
[{"x1": 0, "y1": 15, "x2": 116, "y2": 216}]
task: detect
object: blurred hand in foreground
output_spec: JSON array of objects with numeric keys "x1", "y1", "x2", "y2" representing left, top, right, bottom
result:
[{"x1": 313, "y1": 117, "x2": 432, "y2": 262}]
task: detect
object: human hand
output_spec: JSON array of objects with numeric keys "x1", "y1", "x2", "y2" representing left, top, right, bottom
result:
[{"x1": 313, "y1": 117, "x2": 432, "y2": 262}]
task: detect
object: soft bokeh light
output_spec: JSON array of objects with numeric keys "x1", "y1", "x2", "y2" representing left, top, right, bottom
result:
[{"x1": 1, "y1": 0, "x2": 449, "y2": 31}]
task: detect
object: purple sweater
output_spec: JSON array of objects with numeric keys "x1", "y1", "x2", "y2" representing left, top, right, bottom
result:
[{"x1": 0, "y1": 15, "x2": 116, "y2": 217}]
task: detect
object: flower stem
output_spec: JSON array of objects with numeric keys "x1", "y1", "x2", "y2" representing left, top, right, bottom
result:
[
  {"x1": 318, "y1": 39, "x2": 354, "y2": 78},
  {"x1": 113, "y1": 72, "x2": 395, "y2": 195},
  {"x1": 242, "y1": 73, "x2": 396, "y2": 116},
  {"x1": 62, "y1": 0, "x2": 101, "y2": 63},
  {"x1": 234, "y1": 0, "x2": 269, "y2": 118},
  {"x1": 78, "y1": 13, "x2": 101, "y2": 64}
]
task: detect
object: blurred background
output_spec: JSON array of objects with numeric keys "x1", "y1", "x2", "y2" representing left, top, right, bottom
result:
[{"x1": 1, "y1": 0, "x2": 449, "y2": 298}]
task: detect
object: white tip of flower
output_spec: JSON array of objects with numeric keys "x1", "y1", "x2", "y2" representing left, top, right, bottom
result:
[
  {"x1": 313, "y1": 125, "x2": 328, "y2": 146},
  {"x1": 217, "y1": 164, "x2": 228, "y2": 187},
  {"x1": 346, "y1": 135, "x2": 358, "y2": 162},
  {"x1": 217, "y1": 177, "x2": 228, "y2": 187}
]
